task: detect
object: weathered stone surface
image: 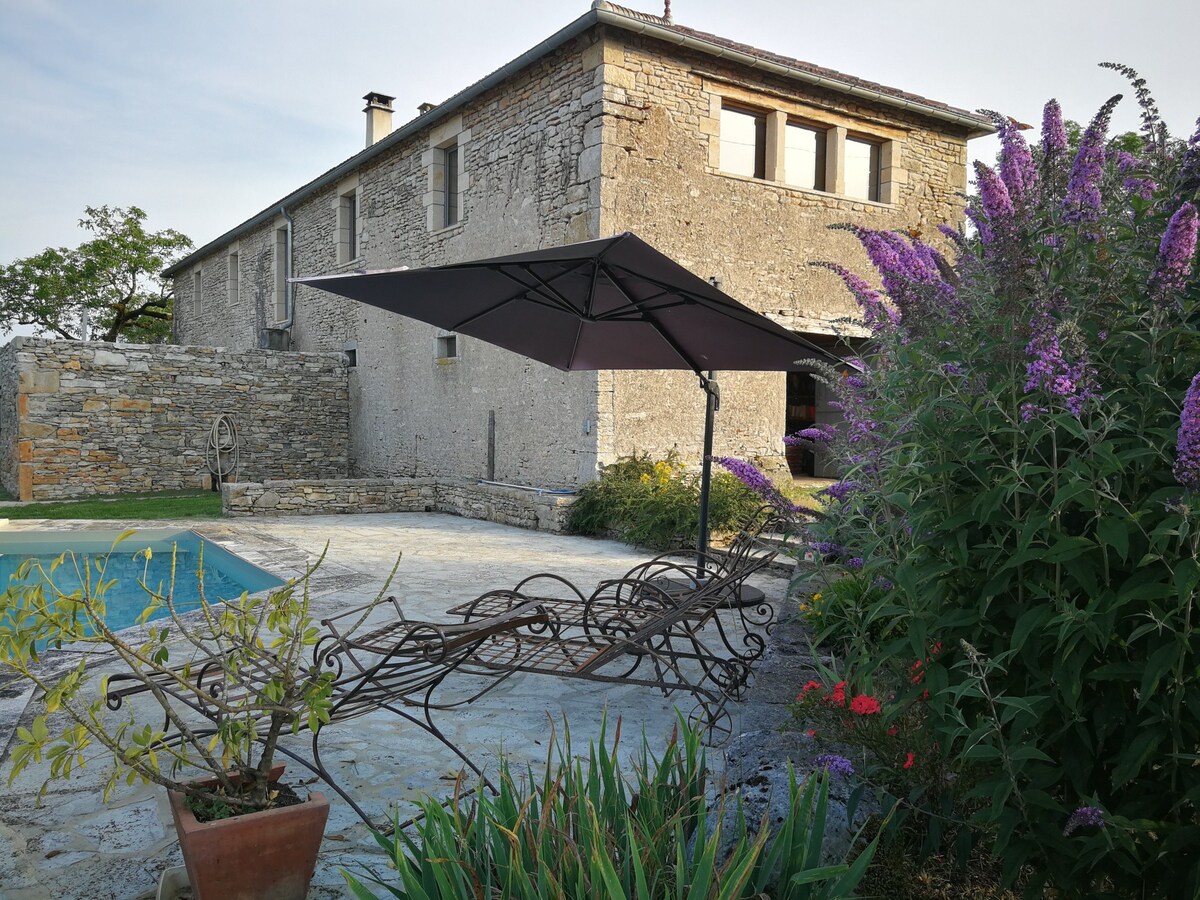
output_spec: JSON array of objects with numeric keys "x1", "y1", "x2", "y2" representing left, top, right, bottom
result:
[
  {"x1": 222, "y1": 477, "x2": 573, "y2": 533},
  {"x1": 0, "y1": 339, "x2": 351, "y2": 501}
]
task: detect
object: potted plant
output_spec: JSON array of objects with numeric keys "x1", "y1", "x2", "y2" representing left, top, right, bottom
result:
[{"x1": 0, "y1": 533, "x2": 389, "y2": 900}]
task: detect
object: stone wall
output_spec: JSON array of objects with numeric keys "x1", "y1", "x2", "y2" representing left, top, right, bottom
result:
[
  {"x1": 593, "y1": 28, "x2": 971, "y2": 470},
  {"x1": 171, "y1": 17, "x2": 975, "y2": 489},
  {"x1": 0, "y1": 338, "x2": 350, "y2": 501},
  {"x1": 223, "y1": 477, "x2": 575, "y2": 533},
  {"x1": 173, "y1": 31, "x2": 606, "y2": 490}
]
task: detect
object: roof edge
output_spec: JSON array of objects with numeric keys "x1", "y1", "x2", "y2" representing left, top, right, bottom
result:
[{"x1": 166, "y1": 3, "x2": 992, "y2": 278}]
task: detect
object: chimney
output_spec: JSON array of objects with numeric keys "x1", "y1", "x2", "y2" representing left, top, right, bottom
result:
[
  {"x1": 417, "y1": 102, "x2": 436, "y2": 116},
  {"x1": 363, "y1": 92, "x2": 395, "y2": 147}
]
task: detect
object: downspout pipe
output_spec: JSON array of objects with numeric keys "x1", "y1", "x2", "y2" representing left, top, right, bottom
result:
[{"x1": 279, "y1": 205, "x2": 295, "y2": 330}]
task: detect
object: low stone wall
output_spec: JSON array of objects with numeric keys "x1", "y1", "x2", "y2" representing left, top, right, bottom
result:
[
  {"x1": 0, "y1": 338, "x2": 350, "y2": 501},
  {"x1": 223, "y1": 477, "x2": 576, "y2": 533}
]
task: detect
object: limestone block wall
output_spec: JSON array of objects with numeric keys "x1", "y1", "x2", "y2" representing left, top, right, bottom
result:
[
  {"x1": 0, "y1": 338, "x2": 350, "y2": 501},
  {"x1": 223, "y1": 477, "x2": 574, "y2": 533},
  {"x1": 592, "y1": 29, "x2": 972, "y2": 470},
  {"x1": 172, "y1": 31, "x2": 606, "y2": 490}
]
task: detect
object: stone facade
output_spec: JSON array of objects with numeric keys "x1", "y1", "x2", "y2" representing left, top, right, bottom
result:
[
  {"x1": 223, "y1": 477, "x2": 574, "y2": 532},
  {"x1": 168, "y1": 4, "x2": 986, "y2": 491},
  {"x1": 0, "y1": 338, "x2": 350, "y2": 501}
]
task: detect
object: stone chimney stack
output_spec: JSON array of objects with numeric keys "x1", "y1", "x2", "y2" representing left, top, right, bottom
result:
[{"x1": 363, "y1": 92, "x2": 395, "y2": 147}]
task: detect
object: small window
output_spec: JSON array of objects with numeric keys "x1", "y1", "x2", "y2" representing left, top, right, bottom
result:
[
  {"x1": 443, "y1": 145, "x2": 459, "y2": 228},
  {"x1": 845, "y1": 136, "x2": 881, "y2": 202},
  {"x1": 436, "y1": 333, "x2": 458, "y2": 359},
  {"x1": 227, "y1": 252, "x2": 239, "y2": 304},
  {"x1": 784, "y1": 122, "x2": 826, "y2": 191},
  {"x1": 192, "y1": 270, "x2": 202, "y2": 316},
  {"x1": 719, "y1": 106, "x2": 766, "y2": 179},
  {"x1": 274, "y1": 227, "x2": 288, "y2": 322},
  {"x1": 337, "y1": 190, "x2": 358, "y2": 263}
]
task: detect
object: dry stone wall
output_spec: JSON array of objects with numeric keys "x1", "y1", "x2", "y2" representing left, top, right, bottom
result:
[
  {"x1": 223, "y1": 477, "x2": 574, "y2": 533},
  {"x1": 0, "y1": 338, "x2": 350, "y2": 501}
]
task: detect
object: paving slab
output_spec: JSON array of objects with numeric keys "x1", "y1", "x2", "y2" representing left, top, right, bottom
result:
[{"x1": 0, "y1": 513, "x2": 786, "y2": 899}]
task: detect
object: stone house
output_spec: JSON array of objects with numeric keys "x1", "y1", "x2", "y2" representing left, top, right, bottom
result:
[{"x1": 166, "y1": 1, "x2": 991, "y2": 489}]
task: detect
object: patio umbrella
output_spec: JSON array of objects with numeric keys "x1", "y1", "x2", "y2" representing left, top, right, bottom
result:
[{"x1": 294, "y1": 231, "x2": 838, "y2": 561}]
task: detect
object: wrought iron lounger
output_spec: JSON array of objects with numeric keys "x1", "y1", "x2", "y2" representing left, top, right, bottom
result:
[{"x1": 104, "y1": 599, "x2": 550, "y2": 830}]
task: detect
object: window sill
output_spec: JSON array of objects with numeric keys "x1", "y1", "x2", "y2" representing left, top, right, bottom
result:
[
  {"x1": 708, "y1": 169, "x2": 894, "y2": 209},
  {"x1": 434, "y1": 356, "x2": 459, "y2": 365},
  {"x1": 333, "y1": 257, "x2": 365, "y2": 272},
  {"x1": 430, "y1": 222, "x2": 465, "y2": 238}
]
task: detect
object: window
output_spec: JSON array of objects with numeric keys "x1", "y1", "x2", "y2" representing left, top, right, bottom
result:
[
  {"x1": 424, "y1": 114, "x2": 470, "y2": 231},
  {"x1": 192, "y1": 270, "x2": 202, "y2": 316},
  {"x1": 719, "y1": 106, "x2": 766, "y2": 179},
  {"x1": 337, "y1": 189, "x2": 358, "y2": 263},
  {"x1": 274, "y1": 227, "x2": 288, "y2": 322},
  {"x1": 227, "y1": 252, "x2": 239, "y2": 305},
  {"x1": 784, "y1": 122, "x2": 826, "y2": 191},
  {"x1": 436, "y1": 333, "x2": 458, "y2": 360},
  {"x1": 844, "y1": 136, "x2": 881, "y2": 202},
  {"x1": 443, "y1": 145, "x2": 459, "y2": 228}
]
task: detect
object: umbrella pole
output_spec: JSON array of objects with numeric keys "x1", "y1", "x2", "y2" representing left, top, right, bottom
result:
[{"x1": 696, "y1": 371, "x2": 719, "y2": 577}]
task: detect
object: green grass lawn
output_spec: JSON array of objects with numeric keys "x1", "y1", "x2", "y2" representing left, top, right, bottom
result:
[{"x1": 1, "y1": 490, "x2": 223, "y2": 520}]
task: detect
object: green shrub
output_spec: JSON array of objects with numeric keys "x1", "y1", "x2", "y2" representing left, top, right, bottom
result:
[
  {"x1": 342, "y1": 717, "x2": 882, "y2": 899},
  {"x1": 798, "y1": 77, "x2": 1200, "y2": 896},
  {"x1": 568, "y1": 452, "x2": 760, "y2": 550}
]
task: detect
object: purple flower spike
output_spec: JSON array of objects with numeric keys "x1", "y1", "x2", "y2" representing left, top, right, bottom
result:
[
  {"x1": 1174, "y1": 373, "x2": 1200, "y2": 491},
  {"x1": 1041, "y1": 100, "x2": 1068, "y2": 158},
  {"x1": 819, "y1": 480, "x2": 861, "y2": 503},
  {"x1": 981, "y1": 111, "x2": 1037, "y2": 209},
  {"x1": 973, "y1": 162, "x2": 1014, "y2": 238},
  {"x1": 712, "y1": 456, "x2": 801, "y2": 515},
  {"x1": 785, "y1": 424, "x2": 838, "y2": 445},
  {"x1": 1063, "y1": 806, "x2": 1106, "y2": 836},
  {"x1": 1180, "y1": 117, "x2": 1200, "y2": 198},
  {"x1": 814, "y1": 754, "x2": 855, "y2": 779},
  {"x1": 1063, "y1": 95, "x2": 1122, "y2": 227},
  {"x1": 808, "y1": 262, "x2": 900, "y2": 332},
  {"x1": 1150, "y1": 202, "x2": 1198, "y2": 304}
]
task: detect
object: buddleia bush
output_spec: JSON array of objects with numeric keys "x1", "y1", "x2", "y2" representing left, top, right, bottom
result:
[{"x1": 800, "y1": 67, "x2": 1200, "y2": 896}]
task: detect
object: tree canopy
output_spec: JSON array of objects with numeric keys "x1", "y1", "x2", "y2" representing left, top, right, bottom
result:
[{"x1": 0, "y1": 205, "x2": 193, "y2": 343}]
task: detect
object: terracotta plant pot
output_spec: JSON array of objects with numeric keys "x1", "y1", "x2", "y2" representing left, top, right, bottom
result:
[{"x1": 167, "y1": 765, "x2": 329, "y2": 900}]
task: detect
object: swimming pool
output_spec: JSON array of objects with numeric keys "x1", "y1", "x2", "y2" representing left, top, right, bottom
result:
[{"x1": 0, "y1": 529, "x2": 285, "y2": 635}]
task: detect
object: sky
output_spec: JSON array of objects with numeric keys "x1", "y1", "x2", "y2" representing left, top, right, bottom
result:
[{"x1": 1, "y1": 0, "x2": 1197, "y2": 264}]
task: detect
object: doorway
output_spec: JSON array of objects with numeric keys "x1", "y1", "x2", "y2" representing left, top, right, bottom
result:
[{"x1": 785, "y1": 371, "x2": 816, "y2": 476}]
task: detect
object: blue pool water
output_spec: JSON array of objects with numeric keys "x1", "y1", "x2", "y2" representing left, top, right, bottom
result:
[{"x1": 0, "y1": 529, "x2": 285, "y2": 635}]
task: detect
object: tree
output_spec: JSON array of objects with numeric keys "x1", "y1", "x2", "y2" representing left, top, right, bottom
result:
[{"x1": 0, "y1": 205, "x2": 192, "y2": 343}]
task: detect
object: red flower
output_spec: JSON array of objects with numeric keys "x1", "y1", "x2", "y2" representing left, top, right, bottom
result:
[
  {"x1": 903, "y1": 752, "x2": 915, "y2": 769},
  {"x1": 849, "y1": 695, "x2": 882, "y2": 715},
  {"x1": 801, "y1": 679, "x2": 824, "y2": 696},
  {"x1": 887, "y1": 726, "x2": 899, "y2": 737},
  {"x1": 805, "y1": 729, "x2": 816, "y2": 737},
  {"x1": 827, "y1": 681, "x2": 847, "y2": 706},
  {"x1": 919, "y1": 689, "x2": 930, "y2": 702}
]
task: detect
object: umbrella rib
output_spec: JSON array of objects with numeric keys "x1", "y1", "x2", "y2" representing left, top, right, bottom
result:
[
  {"x1": 601, "y1": 261, "x2": 701, "y2": 372},
  {"x1": 605, "y1": 262, "x2": 835, "y2": 360},
  {"x1": 449, "y1": 267, "x2": 579, "y2": 331}
]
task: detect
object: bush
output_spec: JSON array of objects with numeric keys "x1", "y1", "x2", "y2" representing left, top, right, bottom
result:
[
  {"x1": 568, "y1": 452, "x2": 760, "y2": 550},
  {"x1": 342, "y1": 717, "x2": 882, "y2": 899},
  {"x1": 798, "y1": 73, "x2": 1200, "y2": 896}
]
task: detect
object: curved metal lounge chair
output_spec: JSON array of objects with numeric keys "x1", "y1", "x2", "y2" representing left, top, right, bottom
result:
[{"x1": 103, "y1": 599, "x2": 549, "y2": 830}]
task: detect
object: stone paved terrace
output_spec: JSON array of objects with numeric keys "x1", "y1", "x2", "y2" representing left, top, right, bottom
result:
[{"x1": 0, "y1": 513, "x2": 788, "y2": 899}]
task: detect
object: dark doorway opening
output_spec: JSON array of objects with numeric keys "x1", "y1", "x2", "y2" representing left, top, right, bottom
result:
[{"x1": 785, "y1": 372, "x2": 817, "y2": 476}]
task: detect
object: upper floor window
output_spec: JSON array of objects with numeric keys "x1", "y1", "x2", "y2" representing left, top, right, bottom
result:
[
  {"x1": 337, "y1": 188, "x2": 359, "y2": 264},
  {"x1": 711, "y1": 90, "x2": 897, "y2": 205},
  {"x1": 845, "y1": 136, "x2": 881, "y2": 202},
  {"x1": 227, "y1": 252, "x2": 239, "y2": 305},
  {"x1": 274, "y1": 226, "x2": 288, "y2": 322},
  {"x1": 192, "y1": 270, "x2": 202, "y2": 316},
  {"x1": 784, "y1": 122, "x2": 826, "y2": 192},
  {"x1": 719, "y1": 106, "x2": 766, "y2": 179},
  {"x1": 424, "y1": 113, "x2": 471, "y2": 232},
  {"x1": 443, "y1": 144, "x2": 460, "y2": 228}
]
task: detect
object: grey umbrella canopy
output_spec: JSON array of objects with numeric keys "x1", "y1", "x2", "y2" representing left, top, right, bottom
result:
[{"x1": 295, "y1": 232, "x2": 837, "y2": 558}]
